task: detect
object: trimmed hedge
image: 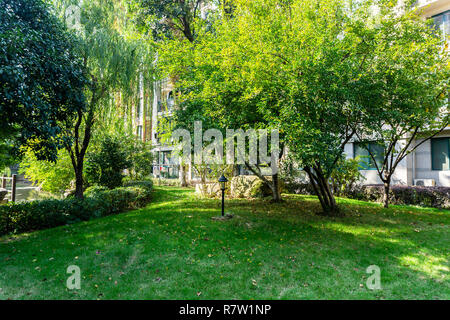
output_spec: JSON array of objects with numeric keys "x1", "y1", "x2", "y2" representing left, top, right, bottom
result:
[
  {"x1": 0, "y1": 180, "x2": 153, "y2": 236},
  {"x1": 285, "y1": 181, "x2": 450, "y2": 209},
  {"x1": 357, "y1": 185, "x2": 450, "y2": 210}
]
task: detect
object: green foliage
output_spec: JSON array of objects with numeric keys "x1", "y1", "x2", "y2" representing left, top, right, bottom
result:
[
  {"x1": 1, "y1": 187, "x2": 448, "y2": 299},
  {"x1": 123, "y1": 139, "x2": 154, "y2": 181},
  {"x1": 130, "y1": 0, "x2": 213, "y2": 42},
  {"x1": 85, "y1": 135, "x2": 130, "y2": 189},
  {"x1": 230, "y1": 175, "x2": 273, "y2": 199},
  {"x1": 123, "y1": 180, "x2": 154, "y2": 192},
  {"x1": 0, "y1": 182, "x2": 152, "y2": 236},
  {"x1": 0, "y1": 0, "x2": 87, "y2": 160},
  {"x1": 349, "y1": 2, "x2": 449, "y2": 207},
  {"x1": 159, "y1": 0, "x2": 448, "y2": 213},
  {"x1": 330, "y1": 157, "x2": 364, "y2": 197},
  {"x1": 350, "y1": 185, "x2": 450, "y2": 210},
  {"x1": 151, "y1": 178, "x2": 182, "y2": 187},
  {"x1": 19, "y1": 148, "x2": 74, "y2": 194},
  {"x1": 0, "y1": 140, "x2": 16, "y2": 171},
  {"x1": 51, "y1": 0, "x2": 155, "y2": 198},
  {"x1": 279, "y1": 154, "x2": 306, "y2": 185},
  {"x1": 84, "y1": 185, "x2": 109, "y2": 197}
]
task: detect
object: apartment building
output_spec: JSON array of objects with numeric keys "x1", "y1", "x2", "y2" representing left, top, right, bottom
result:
[{"x1": 149, "y1": 79, "x2": 181, "y2": 179}]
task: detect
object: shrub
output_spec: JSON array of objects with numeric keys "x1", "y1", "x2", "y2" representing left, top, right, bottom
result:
[
  {"x1": 0, "y1": 182, "x2": 153, "y2": 236},
  {"x1": 284, "y1": 182, "x2": 316, "y2": 195},
  {"x1": 330, "y1": 157, "x2": 365, "y2": 197},
  {"x1": 84, "y1": 185, "x2": 109, "y2": 197},
  {"x1": 123, "y1": 180, "x2": 153, "y2": 192},
  {"x1": 85, "y1": 135, "x2": 130, "y2": 189},
  {"x1": 230, "y1": 176, "x2": 274, "y2": 199},
  {"x1": 357, "y1": 185, "x2": 450, "y2": 209},
  {"x1": 125, "y1": 140, "x2": 154, "y2": 180},
  {"x1": 19, "y1": 148, "x2": 74, "y2": 194},
  {"x1": 151, "y1": 178, "x2": 181, "y2": 187},
  {"x1": 286, "y1": 181, "x2": 450, "y2": 210}
]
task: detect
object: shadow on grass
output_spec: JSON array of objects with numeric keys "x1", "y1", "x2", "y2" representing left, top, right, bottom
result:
[
  {"x1": 145, "y1": 187, "x2": 449, "y2": 281},
  {"x1": 0, "y1": 186, "x2": 448, "y2": 299}
]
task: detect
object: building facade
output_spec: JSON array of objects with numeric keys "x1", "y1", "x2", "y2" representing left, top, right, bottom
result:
[{"x1": 150, "y1": 79, "x2": 181, "y2": 179}]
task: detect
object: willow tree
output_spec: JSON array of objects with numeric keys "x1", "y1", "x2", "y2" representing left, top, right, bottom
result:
[{"x1": 53, "y1": 0, "x2": 153, "y2": 198}]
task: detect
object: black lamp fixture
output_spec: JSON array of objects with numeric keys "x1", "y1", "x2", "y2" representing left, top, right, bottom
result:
[{"x1": 218, "y1": 174, "x2": 228, "y2": 216}]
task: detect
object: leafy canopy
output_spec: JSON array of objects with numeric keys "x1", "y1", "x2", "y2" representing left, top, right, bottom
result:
[{"x1": 0, "y1": 0, "x2": 87, "y2": 161}]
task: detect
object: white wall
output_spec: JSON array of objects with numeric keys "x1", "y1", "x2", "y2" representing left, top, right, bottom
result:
[
  {"x1": 344, "y1": 141, "x2": 411, "y2": 186},
  {"x1": 346, "y1": 130, "x2": 450, "y2": 187},
  {"x1": 414, "y1": 132, "x2": 450, "y2": 186}
]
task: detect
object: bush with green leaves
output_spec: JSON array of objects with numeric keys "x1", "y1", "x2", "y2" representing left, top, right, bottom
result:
[
  {"x1": 356, "y1": 185, "x2": 450, "y2": 210},
  {"x1": 0, "y1": 181, "x2": 152, "y2": 236},
  {"x1": 123, "y1": 180, "x2": 154, "y2": 192},
  {"x1": 85, "y1": 136, "x2": 131, "y2": 189},
  {"x1": 125, "y1": 140, "x2": 154, "y2": 180},
  {"x1": 330, "y1": 157, "x2": 365, "y2": 197},
  {"x1": 19, "y1": 148, "x2": 74, "y2": 194}
]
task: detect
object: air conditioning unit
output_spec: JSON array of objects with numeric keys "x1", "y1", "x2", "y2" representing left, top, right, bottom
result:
[{"x1": 414, "y1": 179, "x2": 436, "y2": 187}]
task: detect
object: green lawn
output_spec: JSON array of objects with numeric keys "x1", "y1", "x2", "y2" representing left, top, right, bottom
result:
[{"x1": 0, "y1": 186, "x2": 449, "y2": 300}]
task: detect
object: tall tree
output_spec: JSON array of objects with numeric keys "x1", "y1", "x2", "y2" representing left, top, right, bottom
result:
[
  {"x1": 0, "y1": 0, "x2": 87, "y2": 161},
  {"x1": 159, "y1": 0, "x2": 368, "y2": 210},
  {"x1": 131, "y1": 0, "x2": 218, "y2": 42},
  {"x1": 54, "y1": 0, "x2": 153, "y2": 198},
  {"x1": 163, "y1": 0, "x2": 448, "y2": 214},
  {"x1": 201, "y1": 0, "x2": 448, "y2": 214},
  {"x1": 156, "y1": 4, "x2": 285, "y2": 201},
  {"x1": 354, "y1": 2, "x2": 449, "y2": 208}
]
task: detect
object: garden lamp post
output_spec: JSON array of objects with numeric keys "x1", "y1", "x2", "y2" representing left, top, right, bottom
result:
[{"x1": 218, "y1": 174, "x2": 228, "y2": 217}]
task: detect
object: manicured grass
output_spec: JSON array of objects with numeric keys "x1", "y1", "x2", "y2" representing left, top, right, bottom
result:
[{"x1": 0, "y1": 186, "x2": 448, "y2": 300}]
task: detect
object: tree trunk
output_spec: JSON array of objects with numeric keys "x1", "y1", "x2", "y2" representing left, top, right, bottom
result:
[
  {"x1": 74, "y1": 163, "x2": 84, "y2": 200},
  {"x1": 383, "y1": 181, "x2": 390, "y2": 208},
  {"x1": 66, "y1": 97, "x2": 95, "y2": 200},
  {"x1": 305, "y1": 166, "x2": 339, "y2": 216},
  {"x1": 179, "y1": 164, "x2": 188, "y2": 187},
  {"x1": 271, "y1": 172, "x2": 282, "y2": 202}
]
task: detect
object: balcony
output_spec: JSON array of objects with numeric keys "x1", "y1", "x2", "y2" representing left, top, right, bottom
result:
[{"x1": 415, "y1": 0, "x2": 450, "y2": 17}]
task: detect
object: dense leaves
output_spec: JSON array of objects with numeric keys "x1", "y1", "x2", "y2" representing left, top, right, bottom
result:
[
  {"x1": 0, "y1": 0, "x2": 87, "y2": 160},
  {"x1": 0, "y1": 181, "x2": 153, "y2": 236},
  {"x1": 19, "y1": 148, "x2": 74, "y2": 194},
  {"x1": 156, "y1": 0, "x2": 448, "y2": 214},
  {"x1": 85, "y1": 135, "x2": 131, "y2": 189}
]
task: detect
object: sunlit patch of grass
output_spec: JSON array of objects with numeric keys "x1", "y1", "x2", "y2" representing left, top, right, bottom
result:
[
  {"x1": 398, "y1": 251, "x2": 449, "y2": 279},
  {"x1": 0, "y1": 186, "x2": 448, "y2": 300}
]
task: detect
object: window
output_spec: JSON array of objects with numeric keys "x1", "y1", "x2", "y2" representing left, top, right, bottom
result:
[
  {"x1": 167, "y1": 91, "x2": 175, "y2": 110},
  {"x1": 136, "y1": 103, "x2": 143, "y2": 120},
  {"x1": 431, "y1": 11, "x2": 450, "y2": 41},
  {"x1": 354, "y1": 142, "x2": 384, "y2": 170},
  {"x1": 431, "y1": 137, "x2": 450, "y2": 171}
]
